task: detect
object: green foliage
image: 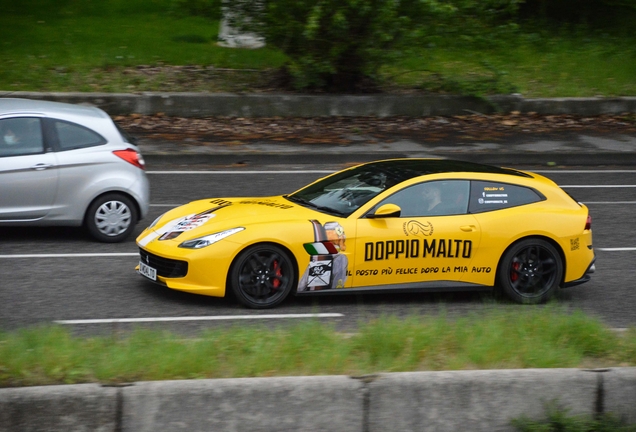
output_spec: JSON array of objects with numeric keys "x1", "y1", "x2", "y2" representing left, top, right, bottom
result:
[
  {"x1": 518, "y1": 0, "x2": 636, "y2": 28},
  {"x1": 413, "y1": 61, "x2": 519, "y2": 97},
  {"x1": 3, "y1": 306, "x2": 633, "y2": 387},
  {"x1": 173, "y1": 0, "x2": 222, "y2": 20},
  {"x1": 0, "y1": 4, "x2": 287, "y2": 92},
  {"x1": 1, "y1": 0, "x2": 176, "y2": 17},
  {"x1": 225, "y1": 0, "x2": 524, "y2": 91},
  {"x1": 512, "y1": 402, "x2": 636, "y2": 431},
  {"x1": 1, "y1": 0, "x2": 634, "y2": 95}
]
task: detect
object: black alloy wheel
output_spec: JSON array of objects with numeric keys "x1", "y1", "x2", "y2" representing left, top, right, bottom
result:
[
  {"x1": 498, "y1": 238, "x2": 563, "y2": 304},
  {"x1": 230, "y1": 244, "x2": 296, "y2": 309}
]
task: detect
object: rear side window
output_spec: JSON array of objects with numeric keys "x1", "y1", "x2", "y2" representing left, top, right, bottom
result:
[
  {"x1": 54, "y1": 120, "x2": 106, "y2": 151},
  {"x1": 0, "y1": 117, "x2": 44, "y2": 157},
  {"x1": 469, "y1": 181, "x2": 544, "y2": 213},
  {"x1": 116, "y1": 124, "x2": 137, "y2": 144}
]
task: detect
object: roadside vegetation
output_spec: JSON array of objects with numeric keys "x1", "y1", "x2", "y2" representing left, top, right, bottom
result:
[
  {"x1": 1, "y1": 306, "x2": 635, "y2": 388},
  {"x1": 513, "y1": 403, "x2": 636, "y2": 431},
  {"x1": 1, "y1": 0, "x2": 635, "y2": 96}
]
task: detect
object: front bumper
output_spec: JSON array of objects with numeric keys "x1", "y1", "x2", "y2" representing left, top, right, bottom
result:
[{"x1": 136, "y1": 245, "x2": 230, "y2": 298}]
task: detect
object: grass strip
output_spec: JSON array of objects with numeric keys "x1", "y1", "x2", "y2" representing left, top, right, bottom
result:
[
  {"x1": 513, "y1": 403, "x2": 636, "y2": 431},
  {"x1": 1, "y1": 306, "x2": 635, "y2": 388},
  {"x1": 1, "y1": 1, "x2": 635, "y2": 95}
]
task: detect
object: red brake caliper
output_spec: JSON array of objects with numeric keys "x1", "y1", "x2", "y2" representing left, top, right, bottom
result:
[
  {"x1": 272, "y1": 260, "x2": 281, "y2": 289},
  {"x1": 511, "y1": 262, "x2": 520, "y2": 281}
]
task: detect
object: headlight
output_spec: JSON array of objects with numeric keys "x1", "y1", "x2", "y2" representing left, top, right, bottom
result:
[
  {"x1": 178, "y1": 227, "x2": 245, "y2": 249},
  {"x1": 148, "y1": 212, "x2": 166, "y2": 229}
]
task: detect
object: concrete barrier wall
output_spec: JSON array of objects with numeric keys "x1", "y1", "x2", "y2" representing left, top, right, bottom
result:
[
  {"x1": 0, "y1": 383, "x2": 119, "y2": 432},
  {"x1": 1, "y1": 368, "x2": 635, "y2": 432},
  {"x1": 2, "y1": 92, "x2": 636, "y2": 117},
  {"x1": 368, "y1": 369, "x2": 600, "y2": 432},
  {"x1": 122, "y1": 376, "x2": 365, "y2": 432},
  {"x1": 604, "y1": 367, "x2": 636, "y2": 424}
]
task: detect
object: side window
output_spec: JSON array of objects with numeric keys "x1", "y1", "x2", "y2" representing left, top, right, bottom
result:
[
  {"x1": 469, "y1": 181, "x2": 544, "y2": 213},
  {"x1": 116, "y1": 123, "x2": 137, "y2": 144},
  {"x1": 375, "y1": 180, "x2": 470, "y2": 217},
  {"x1": 54, "y1": 120, "x2": 106, "y2": 151},
  {"x1": 0, "y1": 118, "x2": 44, "y2": 157}
]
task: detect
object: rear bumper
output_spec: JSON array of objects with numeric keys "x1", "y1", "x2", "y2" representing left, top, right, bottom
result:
[{"x1": 562, "y1": 257, "x2": 596, "y2": 289}]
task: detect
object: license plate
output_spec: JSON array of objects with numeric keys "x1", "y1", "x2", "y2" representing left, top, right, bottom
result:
[{"x1": 139, "y1": 261, "x2": 157, "y2": 281}]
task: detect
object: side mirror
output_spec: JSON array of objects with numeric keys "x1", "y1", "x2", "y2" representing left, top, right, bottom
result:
[{"x1": 367, "y1": 203, "x2": 401, "y2": 219}]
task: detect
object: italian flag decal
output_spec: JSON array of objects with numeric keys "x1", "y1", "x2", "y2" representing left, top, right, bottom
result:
[{"x1": 304, "y1": 241, "x2": 338, "y2": 255}]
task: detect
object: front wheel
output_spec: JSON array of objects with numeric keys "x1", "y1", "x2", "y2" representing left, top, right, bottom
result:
[
  {"x1": 85, "y1": 193, "x2": 138, "y2": 243},
  {"x1": 229, "y1": 244, "x2": 296, "y2": 309},
  {"x1": 497, "y1": 238, "x2": 563, "y2": 304}
]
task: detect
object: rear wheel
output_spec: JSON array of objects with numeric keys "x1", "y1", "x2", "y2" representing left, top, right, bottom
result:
[
  {"x1": 229, "y1": 244, "x2": 296, "y2": 309},
  {"x1": 498, "y1": 238, "x2": 563, "y2": 304},
  {"x1": 85, "y1": 193, "x2": 137, "y2": 243}
]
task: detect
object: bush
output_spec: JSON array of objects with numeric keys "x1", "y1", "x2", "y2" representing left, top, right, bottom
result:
[
  {"x1": 174, "y1": 0, "x2": 222, "y2": 20},
  {"x1": 518, "y1": 0, "x2": 636, "y2": 27},
  {"x1": 225, "y1": 0, "x2": 523, "y2": 92}
]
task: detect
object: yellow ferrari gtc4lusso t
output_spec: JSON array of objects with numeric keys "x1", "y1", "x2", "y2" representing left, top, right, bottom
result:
[{"x1": 136, "y1": 159, "x2": 595, "y2": 309}]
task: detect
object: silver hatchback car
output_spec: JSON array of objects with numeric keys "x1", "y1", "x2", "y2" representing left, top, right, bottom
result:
[{"x1": 0, "y1": 98, "x2": 150, "y2": 242}]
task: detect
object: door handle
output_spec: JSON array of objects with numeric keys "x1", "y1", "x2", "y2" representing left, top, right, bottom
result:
[
  {"x1": 460, "y1": 225, "x2": 476, "y2": 232},
  {"x1": 30, "y1": 163, "x2": 53, "y2": 171}
]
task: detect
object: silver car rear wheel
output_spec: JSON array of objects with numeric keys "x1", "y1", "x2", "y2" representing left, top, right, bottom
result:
[{"x1": 86, "y1": 193, "x2": 138, "y2": 243}]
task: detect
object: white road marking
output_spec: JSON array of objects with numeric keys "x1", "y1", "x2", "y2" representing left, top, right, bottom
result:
[
  {"x1": 147, "y1": 169, "x2": 636, "y2": 189},
  {"x1": 5, "y1": 249, "x2": 631, "y2": 260},
  {"x1": 147, "y1": 170, "x2": 332, "y2": 175},
  {"x1": 2, "y1": 246, "x2": 636, "y2": 260},
  {"x1": 533, "y1": 170, "x2": 636, "y2": 173},
  {"x1": 561, "y1": 185, "x2": 636, "y2": 188},
  {"x1": 147, "y1": 170, "x2": 636, "y2": 175},
  {"x1": 0, "y1": 253, "x2": 138, "y2": 258},
  {"x1": 146, "y1": 169, "x2": 636, "y2": 189},
  {"x1": 0, "y1": 249, "x2": 632, "y2": 260},
  {"x1": 55, "y1": 313, "x2": 344, "y2": 324},
  {"x1": 584, "y1": 201, "x2": 636, "y2": 204},
  {"x1": 151, "y1": 201, "x2": 636, "y2": 208}
]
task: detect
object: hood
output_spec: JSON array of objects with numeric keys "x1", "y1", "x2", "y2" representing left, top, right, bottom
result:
[{"x1": 137, "y1": 196, "x2": 320, "y2": 246}]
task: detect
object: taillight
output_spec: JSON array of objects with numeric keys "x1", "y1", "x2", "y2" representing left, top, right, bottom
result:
[
  {"x1": 584, "y1": 215, "x2": 592, "y2": 231},
  {"x1": 113, "y1": 149, "x2": 145, "y2": 170}
]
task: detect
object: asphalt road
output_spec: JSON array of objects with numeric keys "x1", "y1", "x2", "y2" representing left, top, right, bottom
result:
[{"x1": 1, "y1": 162, "x2": 635, "y2": 336}]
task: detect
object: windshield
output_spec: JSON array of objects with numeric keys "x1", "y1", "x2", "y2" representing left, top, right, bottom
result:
[
  {"x1": 285, "y1": 159, "x2": 531, "y2": 217},
  {"x1": 285, "y1": 165, "x2": 403, "y2": 216}
]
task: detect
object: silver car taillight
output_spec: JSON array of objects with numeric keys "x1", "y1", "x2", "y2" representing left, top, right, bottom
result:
[{"x1": 114, "y1": 149, "x2": 145, "y2": 170}]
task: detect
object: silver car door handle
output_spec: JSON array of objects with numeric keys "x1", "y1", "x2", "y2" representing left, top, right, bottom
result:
[
  {"x1": 460, "y1": 225, "x2": 477, "y2": 232},
  {"x1": 30, "y1": 163, "x2": 53, "y2": 171}
]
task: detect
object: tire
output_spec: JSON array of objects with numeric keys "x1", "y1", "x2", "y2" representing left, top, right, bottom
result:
[
  {"x1": 85, "y1": 193, "x2": 138, "y2": 243},
  {"x1": 497, "y1": 238, "x2": 563, "y2": 304},
  {"x1": 229, "y1": 244, "x2": 296, "y2": 309}
]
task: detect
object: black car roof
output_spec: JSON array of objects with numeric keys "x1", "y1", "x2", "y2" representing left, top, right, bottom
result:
[{"x1": 358, "y1": 159, "x2": 531, "y2": 184}]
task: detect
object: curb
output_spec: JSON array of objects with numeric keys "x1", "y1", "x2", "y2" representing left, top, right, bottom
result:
[
  {"x1": 2, "y1": 368, "x2": 635, "y2": 432},
  {"x1": 2, "y1": 92, "x2": 636, "y2": 117}
]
